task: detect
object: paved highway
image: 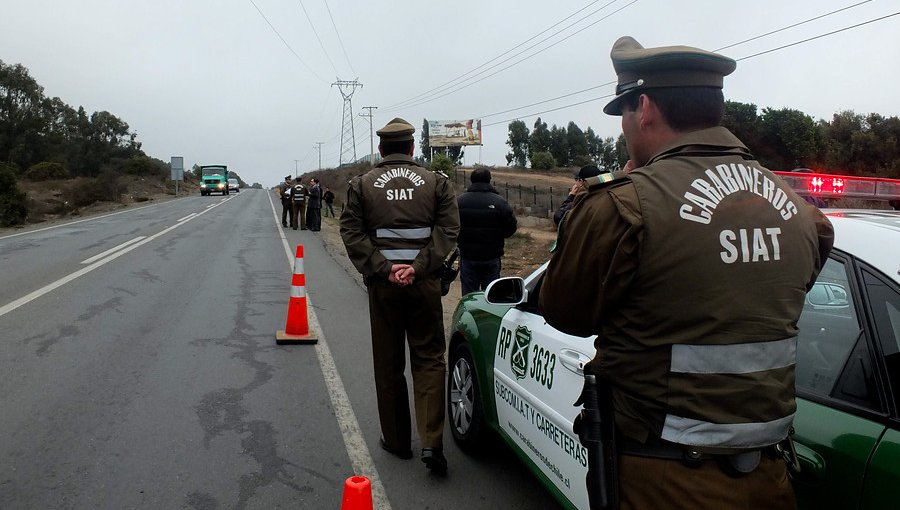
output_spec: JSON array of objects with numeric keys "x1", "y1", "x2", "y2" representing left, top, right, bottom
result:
[{"x1": 0, "y1": 189, "x2": 559, "y2": 509}]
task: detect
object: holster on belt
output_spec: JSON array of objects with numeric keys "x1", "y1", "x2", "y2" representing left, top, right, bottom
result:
[{"x1": 574, "y1": 374, "x2": 619, "y2": 510}]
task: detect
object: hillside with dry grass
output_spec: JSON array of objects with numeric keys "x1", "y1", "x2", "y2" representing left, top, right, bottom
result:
[{"x1": 10, "y1": 174, "x2": 200, "y2": 227}]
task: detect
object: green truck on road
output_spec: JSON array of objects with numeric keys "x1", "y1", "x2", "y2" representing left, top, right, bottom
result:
[{"x1": 199, "y1": 165, "x2": 229, "y2": 196}]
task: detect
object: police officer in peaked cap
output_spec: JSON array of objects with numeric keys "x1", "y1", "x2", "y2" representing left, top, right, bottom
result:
[
  {"x1": 340, "y1": 117, "x2": 459, "y2": 474},
  {"x1": 278, "y1": 175, "x2": 292, "y2": 227},
  {"x1": 540, "y1": 36, "x2": 834, "y2": 509}
]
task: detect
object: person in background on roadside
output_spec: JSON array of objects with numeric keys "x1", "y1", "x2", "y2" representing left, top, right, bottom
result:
[
  {"x1": 306, "y1": 178, "x2": 322, "y2": 231},
  {"x1": 323, "y1": 186, "x2": 336, "y2": 217},
  {"x1": 456, "y1": 167, "x2": 517, "y2": 295},
  {"x1": 553, "y1": 164, "x2": 606, "y2": 226},
  {"x1": 290, "y1": 177, "x2": 308, "y2": 230},
  {"x1": 340, "y1": 117, "x2": 459, "y2": 475},
  {"x1": 278, "y1": 175, "x2": 292, "y2": 227}
]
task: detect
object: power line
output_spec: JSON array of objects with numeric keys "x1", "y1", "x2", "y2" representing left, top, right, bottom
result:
[
  {"x1": 483, "y1": 93, "x2": 614, "y2": 128},
  {"x1": 714, "y1": 0, "x2": 872, "y2": 52},
  {"x1": 481, "y1": 9, "x2": 900, "y2": 128},
  {"x1": 297, "y1": 0, "x2": 340, "y2": 76},
  {"x1": 322, "y1": 0, "x2": 357, "y2": 77},
  {"x1": 385, "y1": 0, "x2": 620, "y2": 110},
  {"x1": 389, "y1": 1, "x2": 637, "y2": 112},
  {"x1": 482, "y1": 82, "x2": 613, "y2": 119},
  {"x1": 736, "y1": 10, "x2": 900, "y2": 60},
  {"x1": 248, "y1": 0, "x2": 326, "y2": 83},
  {"x1": 477, "y1": 1, "x2": 868, "y2": 123}
]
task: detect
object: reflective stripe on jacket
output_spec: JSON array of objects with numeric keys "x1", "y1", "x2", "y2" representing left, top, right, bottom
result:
[
  {"x1": 339, "y1": 153, "x2": 460, "y2": 278},
  {"x1": 600, "y1": 128, "x2": 826, "y2": 450}
]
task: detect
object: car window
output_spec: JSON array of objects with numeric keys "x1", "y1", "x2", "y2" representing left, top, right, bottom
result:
[
  {"x1": 863, "y1": 268, "x2": 900, "y2": 413},
  {"x1": 796, "y1": 258, "x2": 876, "y2": 409}
]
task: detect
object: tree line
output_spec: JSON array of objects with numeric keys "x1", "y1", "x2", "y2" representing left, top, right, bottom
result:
[
  {"x1": 0, "y1": 59, "x2": 168, "y2": 179},
  {"x1": 505, "y1": 103, "x2": 900, "y2": 178},
  {"x1": 0, "y1": 60, "x2": 180, "y2": 226}
]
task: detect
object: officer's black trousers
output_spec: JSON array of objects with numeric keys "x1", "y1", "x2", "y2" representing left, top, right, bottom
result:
[
  {"x1": 367, "y1": 277, "x2": 446, "y2": 450},
  {"x1": 281, "y1": 200, "x2": 291, "y2": 226}
]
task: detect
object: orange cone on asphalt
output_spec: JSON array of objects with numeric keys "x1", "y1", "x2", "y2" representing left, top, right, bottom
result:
[
  {"x1": 276, "y1": 244, "x2": 318, "y2": 344},
  {"x1": 340, "y1": 476, "x2": 372, "y2": 510}
]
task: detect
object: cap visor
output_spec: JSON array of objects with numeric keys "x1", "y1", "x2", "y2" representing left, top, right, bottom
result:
[{"x1": 603, "y1": 94, "x2": 626, "y2": 116}]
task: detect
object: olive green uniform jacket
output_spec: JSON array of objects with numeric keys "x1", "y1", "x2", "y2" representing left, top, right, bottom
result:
[
  {"x1": 540, "y1": 127, "x2": 834, "y2": 450},
  {"x1": 339, "y1": 153, "x2": 460, "y2": 450},
  {"x1": 340, "y1": 154, "x2": 459, "y2": 280}
]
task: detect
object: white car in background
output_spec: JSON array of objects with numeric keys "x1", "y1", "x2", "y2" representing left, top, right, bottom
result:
[{"x1": 228, "y1": 178, "x2": 240, "y2": 193}]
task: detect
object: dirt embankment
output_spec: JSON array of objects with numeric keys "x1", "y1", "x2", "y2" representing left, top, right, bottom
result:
[{"x1": 6, "y1": 175, "x2": 199, "y2": 230}]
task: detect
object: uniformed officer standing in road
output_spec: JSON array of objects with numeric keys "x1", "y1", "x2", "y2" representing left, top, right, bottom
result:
[
  {"x1": 540, "y1": 37, "x2": 834, "y2": 509},
  {"x1": 278, "y1": 175, "x2": 292, "y2": 227},
  {"x1": 340, "y1": 117, "x2": 459, "y2": 474},
  {"x1": 290, "y1": 178, "x2": 308, "y2": 230}
]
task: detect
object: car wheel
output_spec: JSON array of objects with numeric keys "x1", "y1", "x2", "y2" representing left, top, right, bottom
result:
[{"x1": 448, "y1": 341, "x2": 484, "y2": 450}]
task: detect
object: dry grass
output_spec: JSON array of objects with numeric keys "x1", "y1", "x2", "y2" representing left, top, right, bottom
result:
[{"x1": 15, "y1": 175, "x2": 198, "y2": 224}]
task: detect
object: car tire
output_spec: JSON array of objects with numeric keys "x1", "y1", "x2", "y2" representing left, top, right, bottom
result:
[{"x1": 448, "y1": 341, "x2": 485, "y2": 450}]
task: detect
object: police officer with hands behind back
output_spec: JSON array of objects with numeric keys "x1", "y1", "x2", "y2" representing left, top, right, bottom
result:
[
  {"x1": 340, "y1": 117, "x2": 460, "y2": 474},
  {"x1": 540, "y1": 36, "x2": 834, "y2": 509}
]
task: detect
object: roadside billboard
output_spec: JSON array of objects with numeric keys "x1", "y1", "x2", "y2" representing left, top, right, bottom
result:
[{"x1": 428, "y1": 119, "x2": 482, "y2": 147}]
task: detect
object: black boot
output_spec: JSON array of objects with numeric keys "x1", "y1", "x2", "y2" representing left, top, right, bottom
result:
[{"x1": 421, "y1": 448, "x2": 447, "y2": 474}]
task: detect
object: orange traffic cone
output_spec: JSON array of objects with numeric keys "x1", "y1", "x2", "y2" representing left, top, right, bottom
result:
[
  {"x1": 340, "y1": 476, "x2": 372, "y2": 510},
  {"x1": 276, "y1": 244, "x2": 318, "y2": 344}
]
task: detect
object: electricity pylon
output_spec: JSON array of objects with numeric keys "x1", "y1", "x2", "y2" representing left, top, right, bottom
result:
[{"x1": 332, "y1": 79, "x2": 363, "y2": 166}]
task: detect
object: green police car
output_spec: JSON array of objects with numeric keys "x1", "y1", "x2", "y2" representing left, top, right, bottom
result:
[{"x1": 447, "y1": 210, "x2": 900, "y2": 510}]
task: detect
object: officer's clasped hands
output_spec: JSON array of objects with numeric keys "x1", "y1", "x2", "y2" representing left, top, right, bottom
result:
[{"x1": 388, "y1": 264, "x2": 416, "y2": 286}]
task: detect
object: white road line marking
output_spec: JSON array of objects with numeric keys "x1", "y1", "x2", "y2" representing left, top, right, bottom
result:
[
  {"x1": 80, "y1": 236, "x2": 147, "y2": 264},
  {"x1": 177, "y1": 213, "x2": 197, "y2": 222},
  {"x1": 268, "y1": 192, "x2": 391, "y2": 510},
  {"x1": 0, "y1": 203, "x2": 221, "y2": 319},
  {"x1": 0, "y1": 200, "x2": 185, "y2": 241}
]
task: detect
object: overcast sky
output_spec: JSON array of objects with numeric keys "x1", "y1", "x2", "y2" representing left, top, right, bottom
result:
[{"x1": 3, "y1": 0, "x2": 899, "y2": 186}]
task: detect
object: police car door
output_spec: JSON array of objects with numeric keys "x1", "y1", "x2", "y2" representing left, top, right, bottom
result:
[{"x1": 493, "y1": 265, "x2": 594, "y2": 509}]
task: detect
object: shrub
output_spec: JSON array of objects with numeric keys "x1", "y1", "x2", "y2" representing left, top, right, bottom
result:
[
  {"x1": 67, "y1": 178, "x2": 106, "y2": 207},
  {"x1": 531, "y1": 151, "x2": 557, "y2": 170},
  {"x1": 122, "y1": 155, "x2": 167, "y2": 177},
  {"x1": 572, "y1": 154, "x2": 593, "y2": 167},
  {"x1": 0, "y1": 164, "x2": 28, "y2": 226},
  {"x1": 65, "y1": 170, "x2": 126, "y2": 208},
  {"x1": 430, "y1": 153, "x2": 455, "y2": 177},
  {"x1": 25, "y1": 161, "x2": 70, "y2": 181}
]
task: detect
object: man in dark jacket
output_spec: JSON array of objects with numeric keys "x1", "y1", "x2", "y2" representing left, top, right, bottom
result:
[
  {"x1": 306, "y1": 178, "x2": 322, "y2": 231},
  {"x1": 322, "y1": 187, "x2": 336, "y2": 217},
  {"x1": 457, "y1": 167, "x2": 517, "y2": 295}
]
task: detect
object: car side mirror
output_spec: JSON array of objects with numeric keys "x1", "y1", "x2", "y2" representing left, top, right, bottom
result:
[{"x1": 485, "y1": 277, "x2": 527, "y2": 305}]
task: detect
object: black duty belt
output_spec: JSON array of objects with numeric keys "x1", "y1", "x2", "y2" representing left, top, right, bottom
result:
[
  {"x1": 363, "y1": 273, "x2": 438, "y2": 287},
  {"x1": 619, "y1": 437, "x2": 780, "y2": 477}
]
